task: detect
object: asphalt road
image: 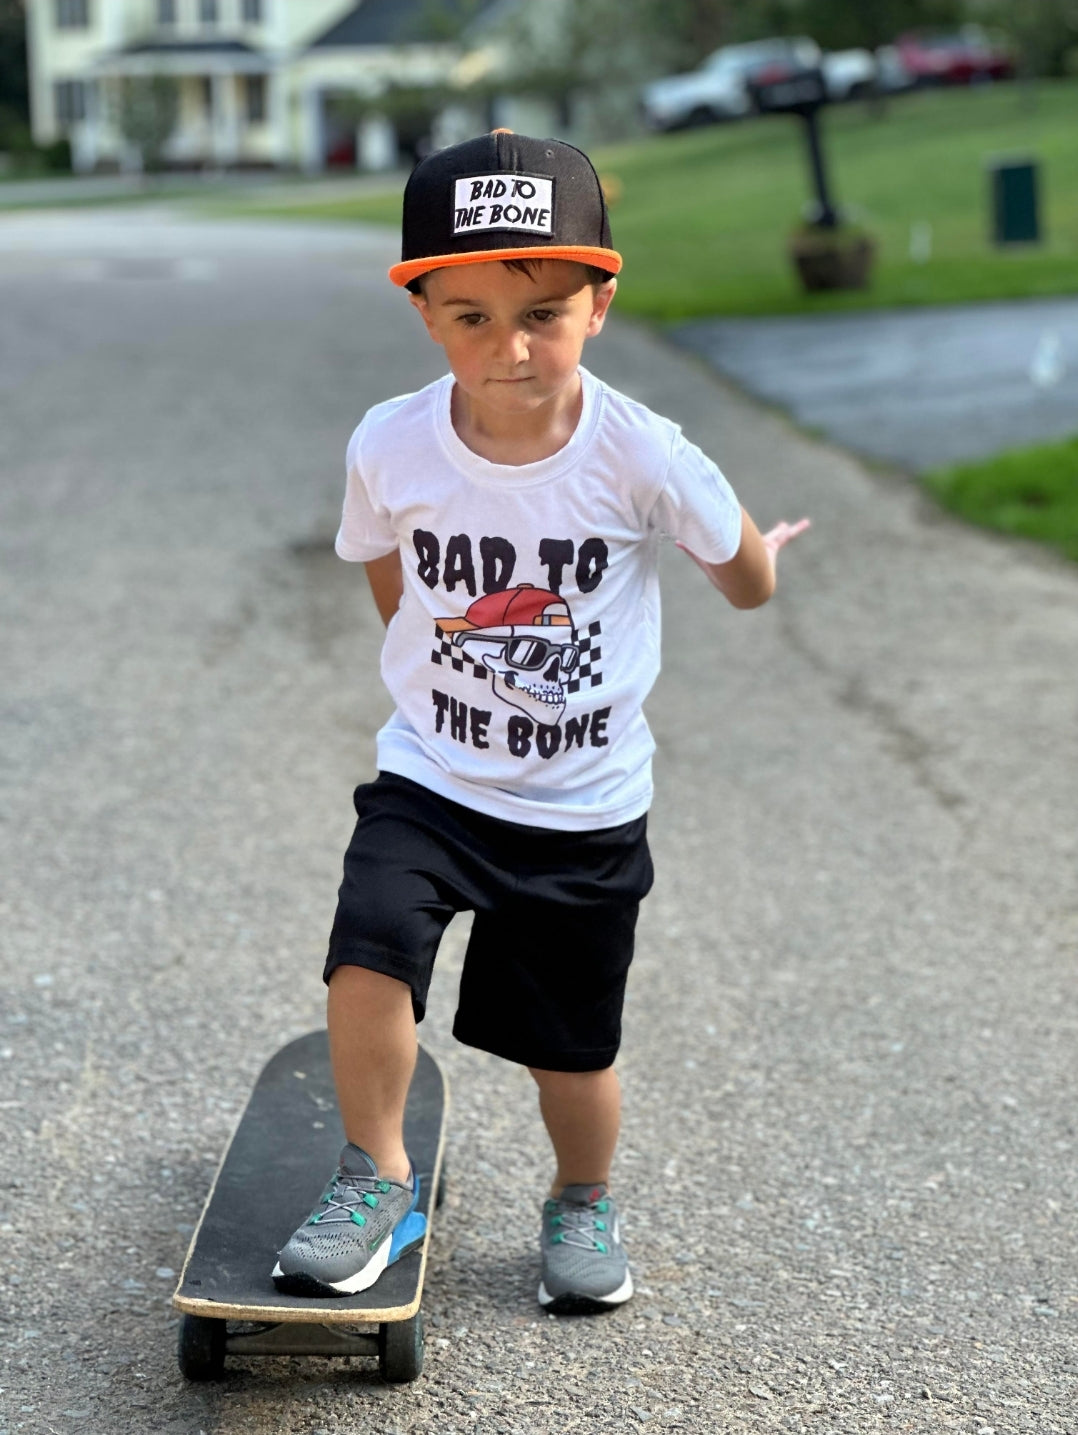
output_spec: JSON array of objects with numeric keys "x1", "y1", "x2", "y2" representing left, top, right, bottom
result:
[
  {"x1": 674, "y1": 296, "x2": 1078, "y2": 473},
  {"x1": 1, "y1": 208, "x2": 1076, "y2": 1435}
]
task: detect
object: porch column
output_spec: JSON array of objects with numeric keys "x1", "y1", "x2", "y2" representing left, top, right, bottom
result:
[
  {"x1": 358, "y1": 114, "x2": 397, "y2": 172},
  {"x1": 70, "y1": 82, "x2": 101, "y2": 173},
  {"x1": 268, "y1": 68, "x2": 289, "y2": 167},
  {"x1": 299, "y1": 84, "x2": 323, "y2": 173},
  {"x1": 211, "y1": 72, "x2": 240, "y2": 167}
]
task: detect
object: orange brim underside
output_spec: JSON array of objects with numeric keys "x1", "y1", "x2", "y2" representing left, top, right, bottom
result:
[
  {"x1": 437, "y1": 614, "x2": 574, "y2": 633},
  {"x1": 389, "y1": 245, "x2": 622, "y2": 288}
]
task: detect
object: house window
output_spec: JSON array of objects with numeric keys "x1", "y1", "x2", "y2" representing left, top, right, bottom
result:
[
  {"x1": 55, "y1": 79, "x2": 88, "y2": 124},
  {"x1": 55, "y1": 0, "x2": 90, "y2": 28},
  {"x1": 200, "y1": 0, "x2": 218, "y2": 23},
  {"x1": 157, "y1": 0, "x2": 176, "y2": 23},
  {"x1": 200, "y1": 77, "x2": 214, "y2": 115},
  {"x1": 245, "y1": 75, "x2": 266, "y2": 124},
  {"x1": 242, "y1": 0, "x2": 263, "y2": 21}
]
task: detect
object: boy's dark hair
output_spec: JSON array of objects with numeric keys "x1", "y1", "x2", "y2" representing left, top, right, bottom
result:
[{"x1": 412, "y1": 257, "x2": 616, "y2": 296}]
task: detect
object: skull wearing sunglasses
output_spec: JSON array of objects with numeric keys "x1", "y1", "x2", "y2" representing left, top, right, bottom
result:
[{"x1": 454, "y1": 629, "x2": 580, "y2": 724}]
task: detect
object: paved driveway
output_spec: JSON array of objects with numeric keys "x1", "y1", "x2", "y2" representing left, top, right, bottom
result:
[
  {"x1": 675, "y1": 296, "x2": 1078, "y2": 472},
  {"x1": 2, "y1": 208, "x2": 1076, "y2": 1433}
]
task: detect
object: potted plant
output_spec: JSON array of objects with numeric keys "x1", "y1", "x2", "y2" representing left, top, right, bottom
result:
[{"x1": 788, "y1": 222, "x2": 877, "y2": 291}]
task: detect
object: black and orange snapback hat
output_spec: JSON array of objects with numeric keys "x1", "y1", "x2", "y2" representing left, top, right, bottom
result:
[{"x1": 388, "y1": 129, "x2": 622, "y2": 290}]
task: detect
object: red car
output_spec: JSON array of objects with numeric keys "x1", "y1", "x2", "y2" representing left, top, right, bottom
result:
[{"x1": 895, "y1": 27, "x2": 1014, "y2": 85}]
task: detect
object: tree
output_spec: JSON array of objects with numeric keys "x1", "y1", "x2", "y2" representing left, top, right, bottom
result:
[
  {"x1": 725, "y1": 0, "x2": 966, "y2": 49},
  {"x1": 639, "y1": 0, "x2": 733, "y2": 64},
  {"x1": 481, "y1": 0, "x2": 699, "y2": 128},
  {"x1": 113, "y1": 76, "x2": 179, "y2": 172},
  {"x1": 0, "y1": 0, "x2": 29, "y2": 146},
  {"x1": 972, "y1": 0, "x2": 1078, "y2": 76}
]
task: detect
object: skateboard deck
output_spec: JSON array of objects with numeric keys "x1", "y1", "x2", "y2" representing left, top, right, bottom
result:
[{"x1": 173, "y1": 1030, "x2": 447, "y2": 1382}]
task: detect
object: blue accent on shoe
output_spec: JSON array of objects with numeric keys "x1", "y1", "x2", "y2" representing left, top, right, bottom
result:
[
  {"x1": 389, "y1": 1209, "x2": 427, "y2": 1262},
  {"x1": 385, "y1": 1171, "x2": 424, "y2": 1263}
]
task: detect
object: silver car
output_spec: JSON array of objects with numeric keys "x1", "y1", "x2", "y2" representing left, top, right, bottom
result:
[{"x1": 641, "y1": 38, "x2": 823, "y2": 131}]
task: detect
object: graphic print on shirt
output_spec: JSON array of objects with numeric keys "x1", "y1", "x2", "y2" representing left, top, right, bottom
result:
[{"x1": 432, "y1": 585, "x2": 602, "y2": 727}]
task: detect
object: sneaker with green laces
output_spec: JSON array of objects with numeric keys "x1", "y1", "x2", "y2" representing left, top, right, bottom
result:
[
  {"x1": 272, "y1": 1143, "x2": 424, "y2": 1297},
  {"x1": 538, "y1": 1183, "x2": 633, "y2": 1314}
]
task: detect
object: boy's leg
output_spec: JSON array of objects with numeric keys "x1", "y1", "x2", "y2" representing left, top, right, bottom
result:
[
  {"x1": 528, "y1": 1063, "x2": 633, "y2": 1313},
  {"x1": 453, "y1": 814, "x2": 651, "y2": 1315},
  {"x1": 274, "y1": 775, "x2": 466, "y2": 1297},
  {"x1": 272, "y1": 964, "x2": 423, "y2": 1297},
  {"x1": 528, "y1": 1064, "x2": 621, "y2": 1195},
  {"x1": 328, "y1": 965, "x2": 416, "y2": 1186}
]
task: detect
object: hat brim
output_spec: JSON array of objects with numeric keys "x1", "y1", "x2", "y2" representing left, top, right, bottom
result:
[{"x1": 390, "y1": 244, "x2": 622, "y2": 289}]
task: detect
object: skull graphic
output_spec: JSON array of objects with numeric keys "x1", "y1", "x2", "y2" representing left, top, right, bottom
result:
[{"x1": 437, "y1": 585, "x2": 580, "y2": 725}]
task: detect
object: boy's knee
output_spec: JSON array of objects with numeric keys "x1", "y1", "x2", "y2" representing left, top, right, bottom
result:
[
  {"x1": 328, "y1": 963, "x2": 413, "y2": 1008},
  {"x1": 528, "y1": 1065, "x2": 616, "y2": 1090}
]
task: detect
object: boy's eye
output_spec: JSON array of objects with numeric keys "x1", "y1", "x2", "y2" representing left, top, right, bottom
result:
[
  {"x1": 530, "y1": 309, "x2": 558, "y2": 323},
  {"x1": 456, "y1": 312, "x2": 486, "y2": 327}
]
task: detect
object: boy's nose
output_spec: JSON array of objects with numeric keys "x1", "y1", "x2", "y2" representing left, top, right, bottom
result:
[{"x1": 497, "y1": 328, "x2": 530, "y2": 366}]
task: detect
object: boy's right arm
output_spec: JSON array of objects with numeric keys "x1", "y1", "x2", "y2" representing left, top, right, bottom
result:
[
  {"x1": 678, "y1": 511, "x2": 810, "y2": 609},
  {"x1": 364, "y1": 551, "x2": 403, "y2": 627}
]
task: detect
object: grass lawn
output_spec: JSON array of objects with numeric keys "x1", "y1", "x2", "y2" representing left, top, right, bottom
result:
[
  {"x1": 925, "y1": 433, "x2": 1078, "y2": 563},
  {"x1": 237, "y1": 81, "x2": 1078, "y2": 321}
]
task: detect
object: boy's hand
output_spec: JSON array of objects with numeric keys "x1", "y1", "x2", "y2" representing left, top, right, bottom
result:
[
  {"x1": 760, "y1": 517, "x2": 811, "y2": 570},
  {"x1": 676, "y1": 513, "x2": 810, "y2": 609}
]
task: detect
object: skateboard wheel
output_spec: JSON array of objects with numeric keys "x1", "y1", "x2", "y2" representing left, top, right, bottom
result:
[
  {"x1": 435, "y1": 1162, "x2": 447, "y2": 1211},
  {"x1": 378, "y1": 1311, "x2": 424, "y2": 1383},
  {"x1": 177, "y1": 1313, "x2": 226, "y2": 1381}
]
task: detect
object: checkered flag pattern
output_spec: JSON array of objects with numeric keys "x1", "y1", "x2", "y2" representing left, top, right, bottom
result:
[
  {"x1": 566, "y1": 620, "x2": 603, "y2": 694},
  {"x1": 431, "y1": 630, "x2": 490, "y2": 681},
  {"x1": 430, "y1": 619, "x2": 603, "y2": 691}
]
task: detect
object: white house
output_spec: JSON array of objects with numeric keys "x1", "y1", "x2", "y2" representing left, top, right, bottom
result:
[{"x1": 25, "y1": 0, "x2": 510, "y2": 173}]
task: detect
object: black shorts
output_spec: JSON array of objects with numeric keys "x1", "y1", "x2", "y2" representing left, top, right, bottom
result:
[{"x1": 324, "y1": 773, "x2": 653, "y2": 1072}]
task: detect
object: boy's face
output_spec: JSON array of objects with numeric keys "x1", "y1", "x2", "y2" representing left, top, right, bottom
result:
[{"x1": 409, "y1": 260, "x2": 616, "y2": 418}]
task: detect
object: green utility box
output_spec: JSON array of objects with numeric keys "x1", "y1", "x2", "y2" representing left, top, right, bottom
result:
[{"x1": 989, "y1": 157, "x2": 1041, "y2": 245}]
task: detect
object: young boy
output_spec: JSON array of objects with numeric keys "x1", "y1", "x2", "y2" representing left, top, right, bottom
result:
[{"x1": 273, "y1": 130, "x2": 808, "y2": 1314}]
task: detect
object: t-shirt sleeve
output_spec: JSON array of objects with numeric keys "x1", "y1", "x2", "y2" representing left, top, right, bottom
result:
[
  {"x1": 334, "y1": 420, "x2": 399, "y2": 563},
  {"x1": 648, "y1": 428, "x2": 743, "y2": 564}
]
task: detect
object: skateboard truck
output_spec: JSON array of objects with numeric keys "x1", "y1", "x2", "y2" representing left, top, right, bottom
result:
[{"x1": 178, "y1": 1307, "x2": 427, "y2": 1384}]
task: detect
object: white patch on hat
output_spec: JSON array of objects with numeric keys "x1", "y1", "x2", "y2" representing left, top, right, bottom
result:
[{"x1": 452, "y1": 174, "x2": 554, "y2": 237}]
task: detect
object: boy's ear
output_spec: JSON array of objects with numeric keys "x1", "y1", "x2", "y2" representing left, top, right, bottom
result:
[
  {"x1": 586, "y1": 278, "x2": 617, "y2": 339},
  {"x1": 408, "y1": 290, "x2": 443, "y2": 346}
]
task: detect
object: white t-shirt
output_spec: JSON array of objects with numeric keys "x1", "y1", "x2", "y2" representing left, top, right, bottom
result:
[{"x1": 336, "y1": 367, "x2": 742, "y2": 830}]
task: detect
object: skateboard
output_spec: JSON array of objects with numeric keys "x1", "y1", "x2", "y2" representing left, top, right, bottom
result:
[{"x1": 173, "y1": 1030, "x2": 447, "y2": 1384}]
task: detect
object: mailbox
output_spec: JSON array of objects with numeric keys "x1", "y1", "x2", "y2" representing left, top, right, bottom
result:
[{"x1": 749, "y1": 67, "x2": 828, "y2": 116}]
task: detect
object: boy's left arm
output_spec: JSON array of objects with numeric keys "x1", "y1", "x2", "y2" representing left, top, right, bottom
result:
[
  {"x1": 364, "y1": 550, "x2": 404, "y2": 627},
  {"x1": 679, "y1": 509, "x2": 810, "y2": 610}
]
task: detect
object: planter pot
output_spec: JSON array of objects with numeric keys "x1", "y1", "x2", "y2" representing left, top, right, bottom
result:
[{"x1": 788, "y1": 229, "x2": 876, "y2": 291}]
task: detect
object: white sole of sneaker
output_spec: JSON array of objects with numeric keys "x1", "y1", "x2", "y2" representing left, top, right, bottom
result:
[
  {"x1": 538, "y1": 1268, "x2": 634, "y2": 1309},
  {"x1": 271, "y1": 1238, "x2": 391, "y2": 1296}
]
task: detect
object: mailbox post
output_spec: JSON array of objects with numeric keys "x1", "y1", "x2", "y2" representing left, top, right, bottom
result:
[
  {"x1": 747, "y1": 66, "x2": 875, "y2": 291},
  {"x1": 748, "y1": 68, "x2": 837, "y2": 227}
]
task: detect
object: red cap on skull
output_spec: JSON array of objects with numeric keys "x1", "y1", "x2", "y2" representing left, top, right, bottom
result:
[{"x1": 437, "y1": 584, "x2": 572, "y2": 634}]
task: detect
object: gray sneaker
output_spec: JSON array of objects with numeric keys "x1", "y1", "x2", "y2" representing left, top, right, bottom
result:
[
  {"x1": 538, "y1": 1183, "x2": 633, "y2": 1314},
  {"x1": 272, "y1": 1144, "x2": 424, "y2": 1297}
]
